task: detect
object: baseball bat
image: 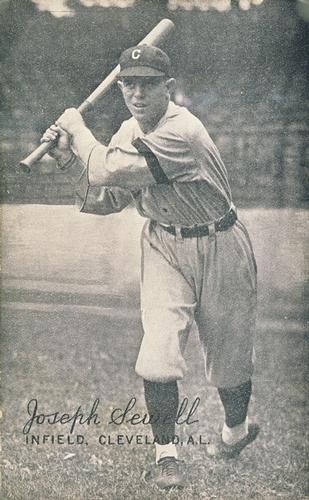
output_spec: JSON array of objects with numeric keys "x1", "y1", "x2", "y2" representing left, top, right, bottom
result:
[{"x1": 20, "y1": 18, "x2": 175, "y2": 173}]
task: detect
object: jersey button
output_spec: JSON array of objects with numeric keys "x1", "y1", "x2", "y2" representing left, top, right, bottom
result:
[{"x1": 162, "y1": 208, "x2": 168, "y2": 212}]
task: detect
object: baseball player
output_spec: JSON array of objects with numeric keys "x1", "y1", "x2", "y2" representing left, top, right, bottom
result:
[{"x1": 41, "y1": 44, "x2": 259, "y2": 490}]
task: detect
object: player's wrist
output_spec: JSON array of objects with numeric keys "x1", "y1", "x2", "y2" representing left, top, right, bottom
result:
[
  {"x1": 69, "y1": 122, "x2": 88, "y2": 137},
  {"x1": 57, "y1": 151, "x2": 76, "y2": 171}
]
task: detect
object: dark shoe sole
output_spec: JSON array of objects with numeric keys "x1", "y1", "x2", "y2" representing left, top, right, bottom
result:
[
  {"x1": 141, "y1": 468, "x2": 185, "y2": 490},
  {"x1": 206, "y1": 423, "x2": 260, "y2": 460}
]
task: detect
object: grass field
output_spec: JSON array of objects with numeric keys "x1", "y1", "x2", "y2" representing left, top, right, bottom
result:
[
  {"x1": 1, "y1": 307, "x2": 308, "y2": 499},
  {"x1": 1, "y1": 205, "x2": 308, "y2": 499}
]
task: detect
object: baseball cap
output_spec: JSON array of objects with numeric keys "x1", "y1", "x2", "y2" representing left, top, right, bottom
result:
[{"x1": 118, "y1": 44, "x2": 171, "y2": 77}]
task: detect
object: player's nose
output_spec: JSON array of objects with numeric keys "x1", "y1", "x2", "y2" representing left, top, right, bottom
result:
[{"x1": 133, "y1": 82, "x2": 145, "y2": 98}]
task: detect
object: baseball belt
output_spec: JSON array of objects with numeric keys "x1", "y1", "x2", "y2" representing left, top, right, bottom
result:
[{"x1": 159, "y1": 208, "x2": 237, "y2": 238}]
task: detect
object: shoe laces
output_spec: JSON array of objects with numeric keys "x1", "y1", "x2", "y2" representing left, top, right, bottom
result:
[{"x1": 158, "y1": 457, "x2": 180, "y2": 477}]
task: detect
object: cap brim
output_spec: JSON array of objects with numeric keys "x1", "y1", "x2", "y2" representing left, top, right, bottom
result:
[{"x1": 118, "y1": 66, "x2": 166, "y2": 77}]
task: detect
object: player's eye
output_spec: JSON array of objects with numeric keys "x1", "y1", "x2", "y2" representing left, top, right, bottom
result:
[
  {"x1": 143, "y1": 78, "x2": 164, "y2": 88},
  {"x1": 121, "y1": 79, "x2": 135, "y2": 89},
  {"x1": 120, "y1": 77, "x2": 164, "y2": 90}
]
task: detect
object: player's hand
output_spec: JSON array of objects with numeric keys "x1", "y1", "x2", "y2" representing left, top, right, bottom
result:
[
  {"x1": 41, "y1": 124, "x2": 71, "y2": 162},
  {"x1": 56, "y1": 108, "x2": 86, "y2": 136}
]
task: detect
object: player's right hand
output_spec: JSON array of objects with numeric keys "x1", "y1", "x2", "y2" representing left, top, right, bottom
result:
[{"x1": 40, "y1": 123, "x2": 71, "y2": 162}]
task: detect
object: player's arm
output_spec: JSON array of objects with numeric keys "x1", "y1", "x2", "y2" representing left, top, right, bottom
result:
[
  {"x1": 55, "y1": 108, "x2": 155, "y2": 189},
  {"x1": 55, "y1": 108, "x2": 197, "y2": 189},
  {"x1": 87, "y1": 125, "x2": 200, "y2": 188},
  {"x1": 40, "y1": 119, "x2": 132, "y2": 215}
]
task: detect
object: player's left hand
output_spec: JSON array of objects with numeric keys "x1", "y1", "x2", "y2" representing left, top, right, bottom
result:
[{"x1": 56, "y1": 108, "x2": 86, "y2": 136}]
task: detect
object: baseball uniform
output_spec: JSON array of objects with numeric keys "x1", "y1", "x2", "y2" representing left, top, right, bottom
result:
[{"x1": 71, "y1": 100, "x2": 257, "y2": 389}]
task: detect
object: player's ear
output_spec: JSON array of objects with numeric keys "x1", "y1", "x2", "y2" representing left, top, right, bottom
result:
[{"x1": 166, "y1": 78, "x2": 176, "y2": 95}]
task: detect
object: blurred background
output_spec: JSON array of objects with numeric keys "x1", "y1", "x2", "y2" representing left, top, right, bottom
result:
[
  {"x1": 1, "y1": 0, "x2": 307, "y2": 365},
  {"x1": 0, "y1": 0, "x2": 308, "y2": 207}
]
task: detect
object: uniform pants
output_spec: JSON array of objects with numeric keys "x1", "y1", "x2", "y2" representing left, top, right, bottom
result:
[{"x1": 135, "y1": 219, "x2": 257, "y2": 389}]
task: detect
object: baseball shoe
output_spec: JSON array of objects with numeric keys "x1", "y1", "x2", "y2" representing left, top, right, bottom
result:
[
  {"x1": 205, "y1": 423, "x2": 260, "y2": 460},
  {"x1": 142, "y1": 457, "x2": 185, "y2": 490}
]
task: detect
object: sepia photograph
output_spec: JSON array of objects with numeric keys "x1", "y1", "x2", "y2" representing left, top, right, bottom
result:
[{"x1": 1, "y1": 0, "x2": 308, "y2": 498}]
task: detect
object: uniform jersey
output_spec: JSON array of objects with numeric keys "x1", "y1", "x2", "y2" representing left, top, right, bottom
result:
[
  {"x1": 68, "y1": 100, "x2": 257, "y2": 388},
  {"x1": 75, "y1": 102, "x2": 232, "y2": 225}
]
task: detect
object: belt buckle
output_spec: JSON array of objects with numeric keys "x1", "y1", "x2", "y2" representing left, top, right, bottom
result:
[{"x1": 175, "y1": 225, "x2": 183, "y2": 242}]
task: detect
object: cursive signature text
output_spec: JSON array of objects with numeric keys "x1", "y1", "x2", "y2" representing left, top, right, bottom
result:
[{"x1": 23, "y1": 398, "x2": 101, "y2": 435}]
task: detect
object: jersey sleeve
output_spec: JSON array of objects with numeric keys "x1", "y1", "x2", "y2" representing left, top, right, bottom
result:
[
  {"x1": 87, "y1": 142, "x2": 156, "y2": 189},
  {"x1": 60, "y1": 153, "x2": 133, "y2": 215},
  {"x1": 86, "y1": 121, "x2": 156, "y2": 189},
  {"x1": 77, "y1": 182, "x2": 133, "y2": 215},
  {"x1": 86, "y1": 117, "x2": 199, "y2": 189}
]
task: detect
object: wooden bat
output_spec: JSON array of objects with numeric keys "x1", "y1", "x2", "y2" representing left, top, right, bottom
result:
[{"x1": 20, "y1": 18, "x2": 175, "y2": 173}]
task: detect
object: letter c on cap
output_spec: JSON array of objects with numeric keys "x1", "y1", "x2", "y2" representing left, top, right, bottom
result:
[{"x1": 132, "y1": 49, "x2": 141, "y2": 60}]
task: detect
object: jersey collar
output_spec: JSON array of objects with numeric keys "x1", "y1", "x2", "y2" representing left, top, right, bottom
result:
[{"x1": 134, "y1": 101, "x2": 180, "y2": 137}]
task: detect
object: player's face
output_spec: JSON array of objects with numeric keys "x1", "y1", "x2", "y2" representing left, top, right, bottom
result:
[{"x1": 118, "y1": 76, "x2": 175, "y2": 133}]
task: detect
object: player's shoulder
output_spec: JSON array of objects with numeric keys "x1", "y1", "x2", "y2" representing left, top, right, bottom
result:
[
  {"x1": 116, "y1": 115, "x2": 136, "y2": 134},
  {"x1": 158, "y1": 102, "x2": 213, "y2": 148},
  {"x1": 165, "y1": 101, "x2": 197, "y2": 123},
  {"x1": 164, "y1": 101, "x2": 208, "y2": 139},
  {"x1": 109, "y1": 116, "x2": 136, "y2": 145}
]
